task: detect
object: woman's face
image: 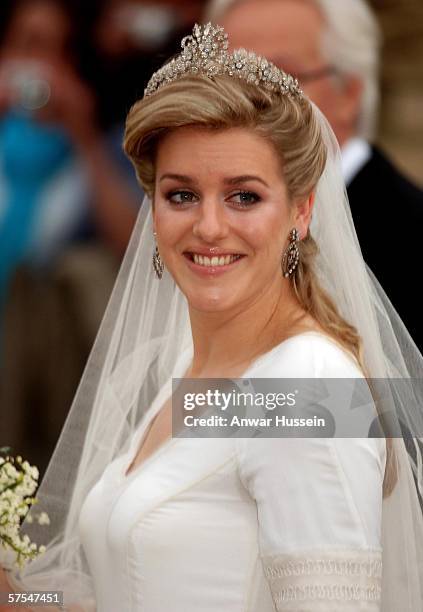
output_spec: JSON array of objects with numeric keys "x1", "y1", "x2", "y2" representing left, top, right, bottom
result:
[{"x1": 153, "y1": 126, "x2": 313, "y2": 313}]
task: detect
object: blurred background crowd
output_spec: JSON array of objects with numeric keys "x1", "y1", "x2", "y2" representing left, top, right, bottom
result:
[{"x1": 0, "y1": 0, "x2": 422, "y2": 477}]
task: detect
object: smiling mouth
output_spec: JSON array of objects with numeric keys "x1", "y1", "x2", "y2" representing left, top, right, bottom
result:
[{"x1": 184, "y1": 253, "x2": 245, "y2": 267}]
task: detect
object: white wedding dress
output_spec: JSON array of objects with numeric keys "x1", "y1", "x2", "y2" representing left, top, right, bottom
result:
[{"x1": 78, "y1": 332, "x2": 385, "y2": 611}]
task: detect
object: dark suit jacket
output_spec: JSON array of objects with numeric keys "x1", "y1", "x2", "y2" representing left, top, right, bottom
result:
[{"x1": 347, "y1": 146, "x2": 423, "y2": 353}]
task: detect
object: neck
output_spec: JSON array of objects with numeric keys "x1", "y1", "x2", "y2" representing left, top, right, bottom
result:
[{"x1": 187, "y1": 278, "x2": 306, "y2": 377}]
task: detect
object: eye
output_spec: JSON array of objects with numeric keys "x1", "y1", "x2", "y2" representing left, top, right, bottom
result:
[
  {"x1": 229, "y1": 191, "x2": 262, "y2": 208},
  {"x1": 166, "y1": 190, "x2": 198, "y2": 205}
]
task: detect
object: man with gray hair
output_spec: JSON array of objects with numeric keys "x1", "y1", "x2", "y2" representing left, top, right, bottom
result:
[{"x1": 205, "y1": 0, "x2": 423, "y2": 351}]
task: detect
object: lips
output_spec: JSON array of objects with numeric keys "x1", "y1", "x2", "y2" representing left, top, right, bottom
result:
[
  {"x1": 188, "y1": 253, "x2": 243, "y2": 267},
  {"x1": 183, "y1": 251, "x2": 246, "y2": 272}
]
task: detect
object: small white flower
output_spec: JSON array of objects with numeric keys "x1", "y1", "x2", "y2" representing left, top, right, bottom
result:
[
  {"x1": 0, "y1": 453, "x2": 48, "y2": 569},
  {"x1": 37, "y1": 512, "x2": 50, "y2": 526}
]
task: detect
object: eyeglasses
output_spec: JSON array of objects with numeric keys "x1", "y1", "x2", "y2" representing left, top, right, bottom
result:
[
  {"x1": 294, "y1": 65, "x2": 338, "y2": 84},
  {"x1": 270, "y1": 61, "x2": 338, "y2": 85}
]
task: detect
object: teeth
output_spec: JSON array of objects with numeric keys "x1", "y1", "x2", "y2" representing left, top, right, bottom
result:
[{"x1": 192, "y1": 254, "x2": 241, "y2": 267}]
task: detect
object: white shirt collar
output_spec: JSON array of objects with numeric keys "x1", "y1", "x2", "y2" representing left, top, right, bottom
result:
[{"x1": 341, "y1": 138, "x2": 372, "y2": 185}]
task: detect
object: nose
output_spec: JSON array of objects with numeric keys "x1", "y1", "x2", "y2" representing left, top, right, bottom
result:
[{"x1": 192, "y1": 198, "x2": 229, "y2": 243}]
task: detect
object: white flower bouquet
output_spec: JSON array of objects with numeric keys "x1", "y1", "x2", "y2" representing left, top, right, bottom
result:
[{"x1": 0, "y1": 446, "x2": 49, "y2": 569}]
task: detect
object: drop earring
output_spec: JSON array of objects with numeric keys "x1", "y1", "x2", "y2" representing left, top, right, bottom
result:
[
  {"x1": 152, "y1": 232, "x2": 164, "y2": 279},
  {"x1": 282, "y1": 228, "x2": 300, "y2": 278}
]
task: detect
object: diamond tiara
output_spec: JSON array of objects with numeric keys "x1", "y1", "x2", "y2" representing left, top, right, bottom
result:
[{"x1": 144, "y1": 22, "x2": 303, "y2": 100}]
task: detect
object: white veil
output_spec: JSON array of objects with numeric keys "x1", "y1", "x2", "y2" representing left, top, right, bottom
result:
[{"x1": 2, "y1": 34, "x2": 423, "y2": 612}]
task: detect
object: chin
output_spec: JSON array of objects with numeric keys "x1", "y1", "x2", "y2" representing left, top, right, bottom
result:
[{"x1": 186, "y1": 289, "x2": 237, "y2": 313}]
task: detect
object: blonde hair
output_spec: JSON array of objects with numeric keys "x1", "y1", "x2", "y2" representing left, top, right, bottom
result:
[
  {"x1": 124, "y1": 74, "x2": 395, "y2": 496},
  {"x1": 124, "y1": 74, "x2": 362, "y2": 360}
]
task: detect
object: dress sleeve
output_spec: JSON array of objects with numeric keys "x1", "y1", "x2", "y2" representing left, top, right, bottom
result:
[{"x1": 236, "y1": 435, "x2": 386, "y2": 611}]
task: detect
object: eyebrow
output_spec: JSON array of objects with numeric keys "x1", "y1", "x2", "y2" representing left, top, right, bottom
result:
[
  {"x1": 159, "y1": 173, "x2": 269, "y2": 188},
  {"x1": 224, "y1": 175, "x2": 269, "y2": 188},
  {"x1": 159, "y1": 173, "x2": 196, "y2": 184}
]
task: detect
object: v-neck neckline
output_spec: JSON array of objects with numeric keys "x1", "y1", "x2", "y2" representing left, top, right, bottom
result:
[
  {"x1": 121, "y1": 331, "x2": 346, "y2": 481},
  {"x1": 122, "y1": 348, "x2": 193, "y2": 481},
  {"x1": 123, "y1": 402, "x2": 175, "y2": 480}
]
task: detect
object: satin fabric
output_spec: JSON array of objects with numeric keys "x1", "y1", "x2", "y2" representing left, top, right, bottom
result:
[{"x1": 78, "y1": 332, "x2": 385, "y2": 611}]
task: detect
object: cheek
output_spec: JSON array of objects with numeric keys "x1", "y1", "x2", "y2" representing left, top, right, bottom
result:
[
  {"x1": 154, "y1": 206, "x2": 186, "y2": 245},
  {"x1": 304, "y1": 82, "x2": 326, "y2": 107},
  {"x1": 243, "y1": 206, "x2": 290, "y2": 249},
  {"x1": 306, "y1": 81, "x2": 343, "y2": 120}
]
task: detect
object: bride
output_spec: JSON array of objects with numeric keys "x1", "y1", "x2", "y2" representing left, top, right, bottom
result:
[{"x1": 1, "y1": 23, "x2": 423, "y2": 612}]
